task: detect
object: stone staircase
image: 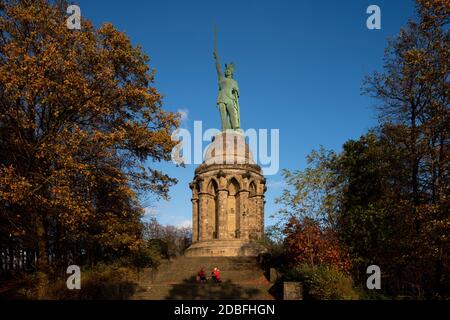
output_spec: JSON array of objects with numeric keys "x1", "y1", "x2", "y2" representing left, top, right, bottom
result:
[{"x1": 131, "y1": 256, "x2": 274, "y2": 300}]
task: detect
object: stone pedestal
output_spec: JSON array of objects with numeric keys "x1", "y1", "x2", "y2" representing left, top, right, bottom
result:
[
  {"x1": 283, "y1": 282, "x2": 303, "y2": 300},
  {"x1": 186, "y1": 131, "x2": 266, "y2": 257}
]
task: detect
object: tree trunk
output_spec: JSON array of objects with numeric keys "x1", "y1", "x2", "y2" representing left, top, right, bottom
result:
[{"x1": 36, "y1": 213, "x2": 49, "y2": 299}]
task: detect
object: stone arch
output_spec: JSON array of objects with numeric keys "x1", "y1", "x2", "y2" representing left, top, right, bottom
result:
[
  {"x1": 206, "y1": 177, "x2": 219, "y2": 195},
  {"x1": 247, "y1": 180, "x2": 259, "y2": 240},
  {"x1": 206, "y1": 179, "x2": 219, "y2": 239},
  {"x1": 249, "y1": 181, "x2": 257, "y2": 197},
  {"x1": 227, "y1": 175, "x2": 242, "y2": 190},
  {"x1": 193, "y1": 182, "x2": 200, "y2": 196}
]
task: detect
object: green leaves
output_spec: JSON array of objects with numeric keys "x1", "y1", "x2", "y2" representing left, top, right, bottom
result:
[{"x1": 274, "y1": 146, "x2": 338, "y2": 224}]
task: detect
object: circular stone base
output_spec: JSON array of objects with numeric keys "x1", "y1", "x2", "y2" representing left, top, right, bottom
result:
[{"x1": 185, "y1": 240, "x2": 266, "y2": 257}]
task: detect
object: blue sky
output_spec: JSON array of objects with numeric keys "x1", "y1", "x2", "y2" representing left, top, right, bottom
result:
[{"x1": 76, "y1": 0, "x2": 416, "y2": 227}]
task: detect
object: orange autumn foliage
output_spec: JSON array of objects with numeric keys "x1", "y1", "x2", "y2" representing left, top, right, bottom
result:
[
  {"x1": 0, "y1": 0, "x2": 179, "y2": 270},
  {"x1": 284, "y1": 217, "x2": 352, "y2": 273}
]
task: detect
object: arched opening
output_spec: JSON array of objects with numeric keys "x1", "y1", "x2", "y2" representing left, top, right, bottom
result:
[
  {"x1": 228, "y1": 178, "x2": 240, "y2": 238},
  {"x1": 249, "y1": 181, "x2": 257, "y2": 197},
  {"x1": 207, "y1": 179, "x2": 219, "y2": 239}
]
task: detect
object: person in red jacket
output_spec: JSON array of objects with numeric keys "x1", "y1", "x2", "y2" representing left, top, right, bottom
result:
[
  {"x1": 197, "y1": 267, "x2": 207, "y2": 283},
  {"x1": 211, "y1": 267, "x2": 221, "y2": 283}
]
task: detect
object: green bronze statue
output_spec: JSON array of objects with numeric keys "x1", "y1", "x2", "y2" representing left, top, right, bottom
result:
[{"x1": 214, "y1": 27, "x2": 241, "y2": 132}]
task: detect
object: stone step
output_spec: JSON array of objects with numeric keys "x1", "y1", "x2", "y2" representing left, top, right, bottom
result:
[
  {"x1": 132, "y1": 282, "x2": 273, "y2": 300},
  {"x1": 169, "y1": 259, "x2": 259, "y2": 266},
  {"x1": 169, "y1": 259, "x2": 259, "y2": 264},
  {"x1": 131, "y1": 256, "x2": 273, "y2": 300},
  {"x1": 154, "y1": 271, "x2": 264, "y2": 284},
  {"x1": 155, "y1": 265, "x2": 261, "y2": 273}
]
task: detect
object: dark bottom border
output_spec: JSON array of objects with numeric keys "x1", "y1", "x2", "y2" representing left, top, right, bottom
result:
[{"x1": 1, "y1": 300, "x2": 447, "y2": 319}]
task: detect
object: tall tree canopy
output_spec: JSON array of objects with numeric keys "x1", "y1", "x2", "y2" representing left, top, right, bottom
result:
[
  {"x1": 0, "y1": 0, "x2": 179, "y2": 276},
  {"x1": 275, "y1": 0, "x2": 449, "y2": 298}
]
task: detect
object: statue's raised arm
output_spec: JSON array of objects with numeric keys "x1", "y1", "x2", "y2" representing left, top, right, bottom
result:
[
  {"x1": 213, "y1": 51, "x2": 222, "y2": 80},
  {"x1": 213, "y1": 26, "x2": 222, "y2": 80}
]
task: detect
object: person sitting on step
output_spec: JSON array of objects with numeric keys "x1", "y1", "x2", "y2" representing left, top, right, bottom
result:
[
  {"x1": 197, "y1": 267, "x2": 207, "y2": 283},
  {"x1": 211, "y1": 267, "x2": 221, "y2": 283}
]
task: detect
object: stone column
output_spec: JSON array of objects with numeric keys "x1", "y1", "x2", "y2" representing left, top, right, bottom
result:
[
  {"x1": 261, "y1": 198, "x2": 265, "y2": 237},
  {"x1": 240, "y1": 191, "x2": 250, "y2": 239},
  {"x1": 189, "y1": 182, "x2": 199, "y2": 243},
  {"x1": 216, "y1": 171, "x2": 228, "y2": 239},
  {"x1": 206, "y1": 194, "x2": 215, "y2": 239},
  {"x1": 254, "y1": 195, "x2": 264, "y2": 239},
  {"x1": 217, "y1": 170, "x2": 228, "y2": 239},
  {"x1": 256, "y1": 180, "x2": 266, "y2": 238},
  {"x1": 191, "y1": 197, "x2": 199, "y2": 242},
  {"x1": 238, "y1": 183, "x2": 250, "y2": 239},
  {"x1": 217, "y1": 189, "x2": 228, "y2": 239},
  {"x1": 197, "y1": 178, "x2": 208, "y2": 241},
  {"x1": 239, "y1": 172, "x2": 251, "y2": 239}
]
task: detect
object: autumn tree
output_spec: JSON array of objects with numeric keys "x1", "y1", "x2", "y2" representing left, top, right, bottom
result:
[
  {"x1": 265, "y1": 0, "x2": 448, "y2": 299},
  {"x1": 275, "y1": 147, "x2": 339, "y2": 225},
  {"x1": 284, "y1": 217, "x2": 351, "y2": 273},
  {"x1": 0, "y1": 0, "x2": 179, "y2": 292},
  {"x1": 333, "y1": 132, "x2": 416, "y2": 294},
  {"x1": 275, "y1": 148, "x2": 351, "y2": 272},
  {"x1": 143, "y1": 217, "x2": 192, "y2": 258},
  {"x1": 274, "y1": 152, "x2": 355, "y2": 299},
  {"x1": 362, "y1": 0, "x2": 449, "y2": 297}
]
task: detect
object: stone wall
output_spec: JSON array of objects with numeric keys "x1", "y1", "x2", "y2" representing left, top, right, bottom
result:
[{"x1": 189, "y1": 165, "x2": 265, "y2": 243}]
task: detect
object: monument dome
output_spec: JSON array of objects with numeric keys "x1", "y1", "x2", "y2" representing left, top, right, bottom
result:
[{"x1": 204, "y1": 131, "x2": 255, "y2": 165}]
